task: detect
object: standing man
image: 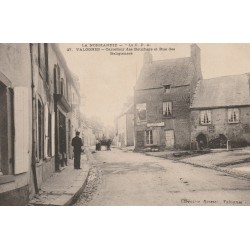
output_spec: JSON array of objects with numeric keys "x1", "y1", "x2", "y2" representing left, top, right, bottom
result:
[{"x1": 71, "y1": 131, "x2": 83, "y2": 169}]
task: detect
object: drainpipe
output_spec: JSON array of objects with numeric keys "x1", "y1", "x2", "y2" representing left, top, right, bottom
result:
[{"x1": 30, "y1": 43, "x2": 39, "y2": 193}]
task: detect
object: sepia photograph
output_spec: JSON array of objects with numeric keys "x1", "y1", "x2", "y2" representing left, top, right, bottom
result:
[
  {"x1": 2, "y1": 1, "x2": 250, "y2": 250},
  {"x1": 1, "y1": 43, "x2": 250, "y2": 206}
]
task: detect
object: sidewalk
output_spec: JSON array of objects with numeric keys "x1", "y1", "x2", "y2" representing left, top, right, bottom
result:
[
  {"x1": 179, "y1": 148, "x2": 250, "y2": 179},
  {"x1": 29, "y1": 150, "x2": 91, "y2": 206},
  {"x1": 141, "y1": 147, "x2": 250, "y2": 180}
]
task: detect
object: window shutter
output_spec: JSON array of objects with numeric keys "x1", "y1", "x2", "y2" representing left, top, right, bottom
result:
[
  {"x1": 51, "y1": 112, "x2": 55, "y2": 156},
  {"x1": 14, "y1": 86, "x2": 30, "y2": 174},
  {"x1": 44, "y1": 103, "x2": 48, "y2": 158}
]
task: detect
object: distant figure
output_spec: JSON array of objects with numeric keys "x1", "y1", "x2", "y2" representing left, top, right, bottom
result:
[
  {"x1": 107, "y1": 139, "x2": 112, "y2": 151},
  {"x1": 71, "y1": 131, "x2": 83, "y2": 169},
  {"x1": 96, "y1": 139, "x2": 101, "y2": 151}
]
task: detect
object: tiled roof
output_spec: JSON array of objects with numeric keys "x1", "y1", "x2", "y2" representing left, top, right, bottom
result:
[
  {"x1": 191, "y1": 74, "x2": 250, "y2": 108},
  {"x1": 135, "y1": 57, "x2": 195, "y2": 90}
]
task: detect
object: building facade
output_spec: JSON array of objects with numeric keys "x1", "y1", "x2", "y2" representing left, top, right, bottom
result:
[
  {"x1": 117, "y1": 105, "x2": 134, "y2": 148},
  {"x1": 190, "y1": 74, "x2": 250, "y2": 149},
  {"x1": 0, "y1": 44, "x2": 33, "y2": 205},
  {"x1": 69, "y1": 74, "x2": 81, "y2": 158},
  {"x1": 134, "y1": 44, "x2": 202, "y2": 151},
  {"x1": 0, "y1": 43, "x2": 81, "y2": 205}
]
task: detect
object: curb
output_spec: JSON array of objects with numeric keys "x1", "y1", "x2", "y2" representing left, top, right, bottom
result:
[
  {"x1": 28, "y1": 150, "x2": 93, "y2": 206},
  {"x1": 28, "y1": 165, "x2": 90, "y2": 206},
  {"x1": 178, "y1": 159, "x2": 250, "y2": 181},
  {"x1": 141, "y1": 150, "x2": 250, "y2": 181},
  {"x1": 52, "y1": 167, "x2": 90, "y2": 206}
]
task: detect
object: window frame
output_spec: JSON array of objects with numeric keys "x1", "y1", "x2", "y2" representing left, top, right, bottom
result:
[
  {"x1": 163, "y1": 84, "x2": 171, "y2": 93},
  {"x1": 200, "y1": 110, "x2": 212, "y2": 125},
  {"x1": 163, "y1": 101, "x2": 173, "y2": 117},
  {"x1": 145, "y1": 130, "x2": 153, "y2": 145},
  {"x1": 228, "y1": 108, "x2": 240, "y2": 124}
]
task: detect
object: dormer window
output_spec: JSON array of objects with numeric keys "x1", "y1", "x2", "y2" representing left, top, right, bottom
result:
[{"x1": 163, "y1": 84, "x2": 171, "y2": 93}]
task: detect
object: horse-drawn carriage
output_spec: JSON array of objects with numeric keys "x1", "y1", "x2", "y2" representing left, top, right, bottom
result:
[{"x1": 96, "y1": 138, "x2": 112, "y2": 151}]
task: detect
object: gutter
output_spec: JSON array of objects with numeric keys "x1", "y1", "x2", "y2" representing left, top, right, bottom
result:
[{"x1": 30, "y1": 43, "x2": 39, "y2": 193}]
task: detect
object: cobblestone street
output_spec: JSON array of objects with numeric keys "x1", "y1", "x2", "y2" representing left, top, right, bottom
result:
[{"x1": 75, "y1": 148, "x2": 250, "y2": 205}]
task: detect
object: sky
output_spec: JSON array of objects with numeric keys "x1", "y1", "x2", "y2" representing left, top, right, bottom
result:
[{"x1": 60, "y1": 43, "x2": 250, "y2": 127}]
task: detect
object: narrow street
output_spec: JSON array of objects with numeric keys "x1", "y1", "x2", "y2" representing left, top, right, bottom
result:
[{"x1": 76, "y1": 148, "x2": 250, "y2": 205}]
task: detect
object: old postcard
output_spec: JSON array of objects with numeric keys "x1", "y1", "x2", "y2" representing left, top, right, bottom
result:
[{"x1": 1, "y1": 43, "x2": 250, "y2": 205}]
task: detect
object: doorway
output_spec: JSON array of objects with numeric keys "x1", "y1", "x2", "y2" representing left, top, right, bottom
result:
[
  {"x1": 58, "y1": 111, "x2": 66, "y2": 166},
  {"x1": 0, "y1": 81, "x2": 14, "y2": 175},
  {"x1": 165, "y1": 130, "x2": 174, "y2": 148},
  {"x1": 196, "y1": 133, "x2": 207, "y2": 149}
]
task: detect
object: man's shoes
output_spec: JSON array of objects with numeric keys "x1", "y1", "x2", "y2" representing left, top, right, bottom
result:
[{"x1": 74, "y1": 167, "x2": 82, "y2": 170}]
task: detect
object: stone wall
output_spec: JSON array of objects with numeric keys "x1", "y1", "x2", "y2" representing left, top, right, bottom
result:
[
  {"x1": 191, "y1": 107, "x2": 250, "y2": 145},
  {"x1": 134, "y1": 85, "x2": 191, "y2": 150}
]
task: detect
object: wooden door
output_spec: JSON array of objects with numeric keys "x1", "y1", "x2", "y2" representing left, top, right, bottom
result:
[{"x1": 165, "y1": 130, "x2": 174, "y2": 148}]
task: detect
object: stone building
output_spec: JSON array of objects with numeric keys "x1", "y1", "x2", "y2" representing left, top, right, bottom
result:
[
  {"x1": 0, "y1": 43, "x2": 81, "y2": 205},
  {"x1": 134, "y1": 44, "x2": 202, "y2": 151},
  {"x1": 190, "y1": 73, "x2": 250, "y2": 149},
  {"x1": 0, "y1": 44, "x2": 33, "y2": 205}
]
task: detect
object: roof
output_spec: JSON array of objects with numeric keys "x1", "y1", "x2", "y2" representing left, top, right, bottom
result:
[
  {"x1": 135, "y1": 57, "x2": 195, "y2": 90},
  {"x1": 191, "y1": 73, "x2": 250, "y2": 108}
]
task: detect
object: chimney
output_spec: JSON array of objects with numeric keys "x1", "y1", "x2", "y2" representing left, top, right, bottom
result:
[
  {"x1": 190, "y1": 44, "x2": 202, "y2": 81},
  {"x1": 143, "y1": 52, "x2": 153, "y2": 64}
]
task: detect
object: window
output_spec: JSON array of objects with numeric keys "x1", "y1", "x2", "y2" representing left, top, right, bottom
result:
[
  {"x1": 200, "y1": 110, "x2": 211, "y2": 125},
  {"x1": 228, "y1": 108, "x2": 239, "y2": 123},
  {"x1": 145, "y1": 130, "x2": 153, "y2": 145},
  {"x1": 163, "y1": 84, "x2": 171, "y2": 93},
  {"x1": 163, "y1": 102, "x2": 172, "y2": 117}
]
